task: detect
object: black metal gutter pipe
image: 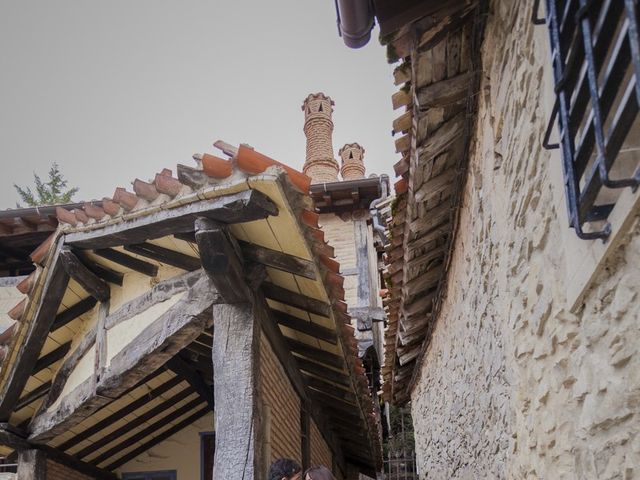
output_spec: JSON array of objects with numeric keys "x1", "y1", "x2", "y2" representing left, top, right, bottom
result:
[{"x1": 335, "y1": 0, "x2": 375, "y2": 48}]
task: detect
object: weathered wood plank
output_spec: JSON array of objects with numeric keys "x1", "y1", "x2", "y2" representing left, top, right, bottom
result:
[
  {"x1": 15, "y1": 381, "x2": 51, "y2": 412},
  {"x1": 239, "y1": 240, "x2": 317, "y2": 280},
  {"x1": 16, "y1": 449, "x2": 46, "y2": 480},
  {"x1": 0, "y1": 239, "x2": 69, "y2": 422},
  {"x1": 33, "y1": 342, "x2": 71, "y2": 375},
  {"x1": 274, "y1": 311, "x2": 337, "y2": 344},
  {"x1": 60, "y1": 247, "x2": 110, "y2": 302},
  {"x1": 287, "y1": 338, "x2": 344, "y2": 370},
  {"x1": 94, "y1": 301, "x2": 109, "y2": 384},
  {"x1": 415, "y1": 71, "x2": 471, "y2": 109},
  {"x1": 104, "y1": 269, "x2": 206, "y2": 329},
  {"x1": 166, "y1": 355, "x2": 214, "y2": 410},
  {"x1": 51, "y1": 297, "x2": 97, "y2": 332},
  {"x1": 66, "y1": 189, "x2": 279, "y2": 250},
  {"x1": 213, "y1": 302, "x2": 264, "y2": 480},
  {"x1": 98, "y1": 274, "x2": 216, "y2": 399},
  {"x1": 93, "y1": 248, "x2": 158, "y2": 277},
  {"x1": 29, "y1": 275, "x2": 215, "y2": 441},
  {"x1": 196, "y1": 218, "x2": 249, "y2": 303},
  {"x1": 124, "y1": 242, "x2": 201, "y2": 271},
  {"x1": 262, "y1": 282, "x2": 331, "y2": 318},
  {"x1": 44, "y1": 328, "x2": 97, "y2": 409}
]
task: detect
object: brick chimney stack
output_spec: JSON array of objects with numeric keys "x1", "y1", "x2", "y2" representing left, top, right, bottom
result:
[
  {"x1": 302, "y1": 93, "x2": 339, "y2": 183},
  {"x1": 339, "y1": 143, "x2": 366, "y2": 180}
]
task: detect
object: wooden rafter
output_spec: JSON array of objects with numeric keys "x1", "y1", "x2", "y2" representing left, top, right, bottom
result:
[
  {"x1": 93, "y1": 248, "x2": 158, "y2": 277},
  {"x1": 60, "y1": 247, "x2": 110, "y2": 302},
  {"x1": 123, "y1": 242, "x2": 201, "y2": 271}
]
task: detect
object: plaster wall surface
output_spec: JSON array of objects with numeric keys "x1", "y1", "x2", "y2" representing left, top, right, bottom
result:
[
  {"x1": 410, "y1": 1, "x2": 640, "y2": 479},
  {"x1": 115, "y1": 415, "x2": 212, "y2": 479}
]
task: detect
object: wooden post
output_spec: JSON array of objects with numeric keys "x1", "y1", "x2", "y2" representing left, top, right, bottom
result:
[
  {"x1": 16, "y1": 449, "x2": 46, "y2": 480},
  {"x1": 212, "y1": 302, "x2": 264, "y2": 480}
]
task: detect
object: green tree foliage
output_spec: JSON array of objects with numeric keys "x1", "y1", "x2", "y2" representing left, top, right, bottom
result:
[{"x1": 14, "y1": 163, "x2": 79, "y2": 207}]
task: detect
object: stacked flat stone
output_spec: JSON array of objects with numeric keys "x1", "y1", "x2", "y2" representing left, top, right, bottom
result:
[
  {"x1": 339, "y1": 143, "x2": 366, "y2": 180},
  {"x1": 302, "y1": 93, "x2": 339, "y2": 183}
]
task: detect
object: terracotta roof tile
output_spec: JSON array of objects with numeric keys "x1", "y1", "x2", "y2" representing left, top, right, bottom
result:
[
  {"x1": 236, "y1": 145, "x2": 311, "y2": 193},
  {"x1": 113, "y1": 187, "x2": 141, "y2": 211},
  {"x1": 84, "y1": 203, "x2": 106, "y2": 221},
  {"x1": 200, "y1": 153, "x2": 233, "y2": 179},
  {"x1": 8, "y1": 298, "x2": 26, "y2": 321},
  {"x1": 154, "y1": 171, "x2": 183, "y2": 197},
  {"x1": 133, "y1": 179, "x2": 160, "y2": 202}
]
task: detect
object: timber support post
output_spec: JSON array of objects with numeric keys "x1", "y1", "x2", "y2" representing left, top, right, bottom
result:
[
  {"x1": 16, "y1": 449, "x2": 47, "y2": 480},
  {"x1": 212, "y1": 302, "x2": 264, "y2": 480}
]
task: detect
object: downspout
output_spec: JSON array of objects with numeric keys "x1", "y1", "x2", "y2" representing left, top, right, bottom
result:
[
  {"x1": 370, "y1": 174, "x2": 389, "y2": 244},
  {"x1": 334, "y1": 0, "x2": 375, "y2": 48}
]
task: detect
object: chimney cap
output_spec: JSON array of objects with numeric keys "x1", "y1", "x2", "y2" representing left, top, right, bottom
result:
[
  {"x1": 301, "y1": 92, "x2": 335, "y2": 110},
  {"x1": 338, "y1": 142, "x2": 365, "y2": 156}
]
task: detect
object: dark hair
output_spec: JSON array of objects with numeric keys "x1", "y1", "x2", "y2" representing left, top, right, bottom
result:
[
  {"x1": 268, "y1": 458, "x2": 302, "y2": 480},
  {"x1": 305, "y1": 465, "x2": 337, "y2": 480}
]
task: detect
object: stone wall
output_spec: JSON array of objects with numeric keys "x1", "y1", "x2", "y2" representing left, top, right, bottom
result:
[{"x1": 410, "y1": 1, "x2": 640, "y2": 479}]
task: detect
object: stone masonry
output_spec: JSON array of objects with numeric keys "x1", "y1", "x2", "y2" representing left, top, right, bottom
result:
[
  {"x1": 302, "y1": 93, "x2": 340, "y2": 183},
  {"x1": 410, "y1": 1, "x2": 640, "y2": 479}
]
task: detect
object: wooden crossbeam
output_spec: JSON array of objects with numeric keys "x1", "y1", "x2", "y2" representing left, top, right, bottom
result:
[
  {"x1": 166, "y1": 355, "x2": 214, "y2": 410},
  {"x1": 51, "y1": 297, "x2": 97, "y2": 331},
  {"x1": 93, "y1": 248, "x2": 158, "y2": 277},
  {"x1": 238, "y1": 240, "x2": 317, "y2": 279},
  {"x1": 74, "y1": 388, "x2": 195, "y2": 461},
  {"x1": 195, "y1": 218, "x2": 248, "y2": 303},
  {"x1": 295, "y1": 358, "x2": 351, "y2": 388},
  {"x1": 14, "y1": 381, "x2": 51, "y2": 412},
  {"x1": 0, "y1": 240, "x2": 69, "y2": 422},
  {"x1": 262, "y1": 282, "x2": 331, "y2": 317},
  {"x1": 309, "y1": 388, "x2": 358, "y2": 410},
  {"x1": 60, "y1": 247, "x2": 110, "y2": 302},
  {"x1": 65, "y1": 189, "x2": 278, "y2": 250},
  {"x1": 274, "y1": 311, "x2": 337, "y2": 345},
  {"x1": 174, "y1": 231, "x2": 317, "y2": 279},
  {"x1": 303, "y1": 376, "x2": 354, "y2": 402},
  {"x1": 75, "y1": 251, "x2": 124, "y2": 286},
  {"x1": 124, "y1": 243, "x2": 201, "y2": 271},
  {"x1": 33, "y1": 342, "x2": 71, "y2": 375},
  {"x1": 104, "y1": 405, "x2": 210, "y2": 471},
  {"x1": 57, "y1": 375, "x2": 182, "y2": 452},
  {"x1": 287, "y1": 338, "x2": 344, "y2": 369}
]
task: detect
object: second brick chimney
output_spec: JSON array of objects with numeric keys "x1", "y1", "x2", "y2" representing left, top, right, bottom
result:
[{"x1": 339, "y1": 143, "x2": 366, "y2": 180}]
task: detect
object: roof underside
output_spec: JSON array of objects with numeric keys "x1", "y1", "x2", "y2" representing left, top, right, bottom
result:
[
  {"x1": 381, "y1": 1, "x2": 485, "y2": 404},
  {"x1": 0, "y1": 144, "x2": 381, "y2": 474}
]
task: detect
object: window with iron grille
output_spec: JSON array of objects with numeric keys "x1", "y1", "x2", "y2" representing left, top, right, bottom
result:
[{"x1": 538, "y1": 0, "x2": 640, "y2": 240}]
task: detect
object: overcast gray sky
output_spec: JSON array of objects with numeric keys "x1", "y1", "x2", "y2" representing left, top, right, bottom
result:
[{"x1": 0, "y1": 1, "x2": 398, "y2": 209}]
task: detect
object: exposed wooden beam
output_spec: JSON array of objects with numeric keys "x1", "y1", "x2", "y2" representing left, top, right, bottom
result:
[
  {"x1": 104, "y1": 269, "x2": 206, "y2": 330},
  {"x1": 0, "y1": 239, "x2": 69, "y2": 422},
  {"x1": 91, "y1": 397, "x2": 204, "y2": 467},
  {"x1": 73, "y1": 388, "x2": 194, "y2": 461},
  {"x1": 51, "y1": 297, "x2": 97, "y2": 332},
  {"x1": 93, "y1": 248, "x2": 158, "y2": 277},
  {"x1": 274, "y1": 311, "x2": 337, "y2": 345},
  {"x1": 166, "y1": 355, "x2": 214, "y2": 410},
  {"x1": 196, "y1": 218, "x2": 249, "y2": 303},
  {"x1": 65, "y1": 189, "x2": 278, "y2": 250},
  {"x1": 60, "y1": 247, "x2": 110, "y2": 302},
  {"x1": 124, "y1": 242, "x2": 201, "y2": 271},
  {"x1": 56, "y1": 375, "x2": 182, "y2": 452},
  {"x1": 287, "y1": 338, "x2": 344, "y2": 370},
  {"x1": 212, "y1": 302, "x2": 264, "y2": 479},
  {"x1": 295, "y1": 358, "x2": 351, "y2": 388},
  {"x1": 33, "y1": 343, "x2": 71, "y2": 375},
  {"x1": 43, "y1": 328, "x2": 97, "y2": 410},
  {"x1": 104, "y1": 406, "x2": 210, "y2": 471},
  {"x1": 303, "y1": 376, "x2": 354, "y2": 402},
  {"x1": 238, "y1": 240, "x2": 317, "y2": 279},
  {"x1": 262, "y1": 282, "x2": 331, "y2": 317},
  {"x1": 14, "y1": 381, "x2": 51, "y2": 412},
  {"x1": 74, "y1": 252, "x2": 124, "y2": 286},
  {"x1": 16, "y1": 449, "x2": 46, "y2": 480}
]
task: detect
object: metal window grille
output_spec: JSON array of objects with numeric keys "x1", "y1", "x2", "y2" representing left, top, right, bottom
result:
[{"x1": 539, "y1": 0, "x2": 640, "y2": 240}]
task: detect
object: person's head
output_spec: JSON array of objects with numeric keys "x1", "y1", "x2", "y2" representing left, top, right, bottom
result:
[
  {"x1": 268, "y1": 458, "x2": 302, "y2": 480},
  {"x1": 304, "y1": 465, "x2": 337, "y2": 480}
]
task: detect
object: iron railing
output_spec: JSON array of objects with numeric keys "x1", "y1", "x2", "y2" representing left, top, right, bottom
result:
[{"x1": 541, "y1": 0, "x2": 640, "y2": 240}]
